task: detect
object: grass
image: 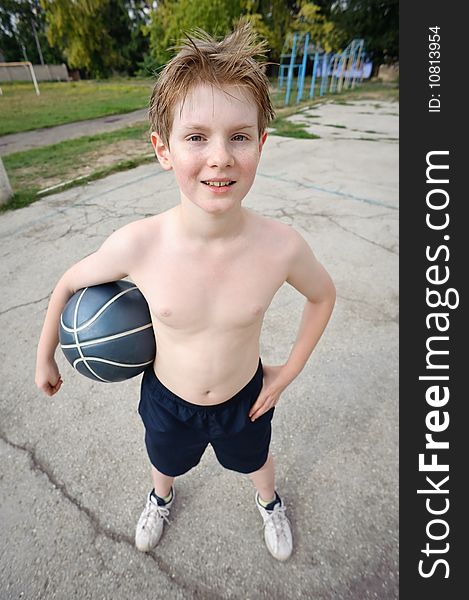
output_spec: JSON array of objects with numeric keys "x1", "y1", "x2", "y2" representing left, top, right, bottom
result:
[
  {"x1": 0, "y1": 78, "x2": 153, "y2": 135},
  {"x1": 1, "y1": 122, "x2": 152, "y2": 211},
  {"x1": 270, "y1": 116, "x2": 320, "y2": 139},
  {"x1": 0, "y1": 78, "x2": 398, "y2": 212}
]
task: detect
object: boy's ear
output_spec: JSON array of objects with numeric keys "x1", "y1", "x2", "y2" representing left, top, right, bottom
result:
[
  {"x1": 258, "y1": 131, "x2": 268, "y2": 154},
  {"x1": 151, "y1": 132, "x2": 172, "y2": 170}
]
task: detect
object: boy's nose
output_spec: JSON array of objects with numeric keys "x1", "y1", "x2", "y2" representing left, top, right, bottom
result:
[{"x1": 206, "y1": 140, "x2": 234, "y2": 168}]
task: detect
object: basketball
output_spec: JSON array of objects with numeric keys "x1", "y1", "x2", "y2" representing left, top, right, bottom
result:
[{"x1": 59, "y1": 280, "x2": 156, "y2": 382}]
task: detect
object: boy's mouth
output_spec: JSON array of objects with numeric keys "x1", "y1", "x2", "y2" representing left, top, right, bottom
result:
[{"x1": 201, "y1": 180, "x2": 236, "y2": 187}]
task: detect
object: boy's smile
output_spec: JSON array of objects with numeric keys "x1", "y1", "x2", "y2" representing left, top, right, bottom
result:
[{"x1": 152, "y1": 83, "x2": 267, "y2": 216}]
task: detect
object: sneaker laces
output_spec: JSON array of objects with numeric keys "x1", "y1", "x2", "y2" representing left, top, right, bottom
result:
[
  {"x1": 142, "y1": 500, "x2": 171, "y2": 527},
  {"x1": 260, "y1": 503, "x2": 289, "y2": 539}
]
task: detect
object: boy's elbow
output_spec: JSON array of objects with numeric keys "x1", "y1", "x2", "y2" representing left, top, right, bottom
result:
[
  {"x1": 314, "y1": 273, "x2": 336, "y2": 307},
  {"x1": 59, "y1": 260, "x2": 90, "y2": 296}
]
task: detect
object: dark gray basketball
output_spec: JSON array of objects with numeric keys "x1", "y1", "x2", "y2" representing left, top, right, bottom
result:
[{"x1": 59, "y1": 280, "x2": 156, "y2": 382}]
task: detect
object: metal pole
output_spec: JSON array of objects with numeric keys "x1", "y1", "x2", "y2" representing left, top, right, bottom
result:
[
  {"x1": 296, "y1": 33, "x2": 310, "y2": 103},
  {"x1": 285, "y1": 33, "x2": 298, "y2": 106},
  {"x1": 20, "y1": 41, "x2": 29, "y2": 63},
  {"x1": 309, "y1": 51, "x2": 319, "y2": 98},
  {"x1": 344, "y1": 40, "x2": 358, "y2": 89},
  {"x1": 337, "y1": 46, "x2": 348, "y2": 92},
  {"x1": 351, "y1": 40, "x2": 364, "y2": 88},
  {"x1": 319, "y1": 53, "x2": 329, "y2": 97},
  {"x1": 0, "y1": 62, "x2": 40, "y2": 95},
  {"x1": 27, "y1": 62, "x2": 40, "y2": 95},
  {"x1": 330, "y1": 54, "x2": 339, "y2": 93},
  {"x1": 31, "y1": 19, "x2": 45, "y2": 66}
]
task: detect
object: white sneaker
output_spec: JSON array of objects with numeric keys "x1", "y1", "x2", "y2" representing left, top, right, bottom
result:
[
  {"x1": 255, "y1": 492, "x2": 293, "y2": 561},
  {"x1": 135, "y1": 487, "x2": 174, "y2": 552}
]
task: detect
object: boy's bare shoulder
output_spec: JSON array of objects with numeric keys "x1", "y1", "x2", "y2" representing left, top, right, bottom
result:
[
  {"x1": 246, "y1": 209, "x2": 305, "y2": 251},
  {"x1": 110, "y1": 209, "x2": 171, "y2": 247},
  {"x1": 100, "y1": 210, "x2": 173, "y2": 275}
]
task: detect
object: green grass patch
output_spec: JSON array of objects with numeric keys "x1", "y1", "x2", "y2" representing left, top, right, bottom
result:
[
  {"x1": 0, "y1": 78, "x2": 153, "y2": 135},
  {"x1": 1, "y1": 157, "x2": 155, "y2": 212},
  {"x1": 1, "y1": 122, "x2": 152, "y2": 212},
  {"x1": 270, "y1": 116, "x2": 320, "y2": 139}
]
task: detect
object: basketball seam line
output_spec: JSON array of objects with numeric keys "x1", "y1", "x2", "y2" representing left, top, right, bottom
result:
[
  {"x1": 73, "y1": 287, "x2": 109, "y2": 382},
  {"x1": 61, "y1": 285, "x2": 140, "y2": 333},
  {"x1": 72, "y1": 357, "x2": 153, "y2": 369},
  {"x1": 60, "y1": 322, "x2": 153, "y2": 349}
]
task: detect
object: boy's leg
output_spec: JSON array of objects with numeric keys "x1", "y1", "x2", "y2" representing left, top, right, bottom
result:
[
  {"x1": 249, "y1": 451, "x2": 293, "y2": 562},
  {"x1": 248, "y1": 451, "x2": 275, "y2": 501},
  {"x1": 151, "y1": 464, "x2": 174, "y2": 498},
  {"x1": 135, "y1": 464, "x2": 175, "y2": 553}
]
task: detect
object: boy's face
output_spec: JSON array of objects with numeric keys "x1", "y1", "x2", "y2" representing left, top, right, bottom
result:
[{"x1": 151, "y1": 83, "x2": 267, "y2": 215}]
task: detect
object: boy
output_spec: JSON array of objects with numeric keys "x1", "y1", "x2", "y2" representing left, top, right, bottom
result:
[{"x1": 35, "y1": 24, "x2": 335, "y2": 562}]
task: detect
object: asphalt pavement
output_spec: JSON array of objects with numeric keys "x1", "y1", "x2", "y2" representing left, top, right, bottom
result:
[{"x1": 0, "y1": 99, "x2": 398, "y2": 599}]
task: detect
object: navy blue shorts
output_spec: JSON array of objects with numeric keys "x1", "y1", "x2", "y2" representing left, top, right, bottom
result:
[{"x1": 138, "y1": 359, "x2": 274, "y2": 477}]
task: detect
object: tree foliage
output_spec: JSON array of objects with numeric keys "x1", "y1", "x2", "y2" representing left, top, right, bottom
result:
[
  {"x1": 332, "y1": 0, "x2": 398, "y2": 64},
  {"x1": 307, "y1": 0, "x2": 398, "y2": 64},
  {"x1": 141, "y1": 0, "x2": 247, "y2": 73},
  {"x1": 242, "y1": 0, "x2": 294, "y2": 59},
  {"x1": 0, "y1": 0, "x2": 62, "y2": 63},
  {"x1": 291, "y1": 2, "x2": 345, "y2": 53},
  {"x1": 40, "y1": 0, "x2": 148, "y2": 77},
  {"x1": 3, "y1": 0, "x2": 397, "y2": 78}
]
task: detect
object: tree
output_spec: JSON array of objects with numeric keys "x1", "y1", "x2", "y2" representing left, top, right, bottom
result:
[
  {"x1": 242, "y1": 0, "x2": 296, "y2": 59},
  {"x1": 0, "y1": 0, "x2": 62, "y2": 64},
  {"x1": 143, "y1": 0, "x2": 247, "y2": 72},
  {"x1": 142, "y1": 0, "x2": 300, "y2": 73},
  {"x1": 291, "y1": 2, "x2": 345, "y2": 53},
  {"x1": 40, "y1": 0, "x2": 143, "y2": 77},
  {"x1": 330, "y1": 0, "x2": 398, "y2": 65},
  {"x1": 124, "y1": 0, "x2": 151, "y2": 75}
]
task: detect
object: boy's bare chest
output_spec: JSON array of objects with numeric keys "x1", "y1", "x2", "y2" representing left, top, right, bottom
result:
[{"x1": 135, "y1": 244, "x2": 285, "y2": 331}]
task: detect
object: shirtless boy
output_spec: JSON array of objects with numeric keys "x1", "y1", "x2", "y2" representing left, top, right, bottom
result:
[{"x1": 35, "y1": 25, "x2": 335, "y2": 562}]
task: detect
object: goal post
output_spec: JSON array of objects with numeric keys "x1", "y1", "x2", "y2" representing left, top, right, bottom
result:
[{"x1": 0, "y1": 61, "x2": 40, "y2": 96}]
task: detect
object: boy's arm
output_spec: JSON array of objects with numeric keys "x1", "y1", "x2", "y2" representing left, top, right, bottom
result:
[
  {"x1": 249, "y1": 230, "x2": 336, "y2": 421},
  {"x1": 35, "y1": 225, "x2": 141, "y2": 396}
]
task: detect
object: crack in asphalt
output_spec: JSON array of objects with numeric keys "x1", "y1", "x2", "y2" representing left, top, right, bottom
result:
[
  {"x1": 0, "y1": 294, "x2": 50, "y2": 316},
  {"x1": 263, "y1": 205, "x2": 398, "y2": 256},
  {"x1": 0, "y1": 431, "x2": 224, "y2": 600},
  {"x1": 258, "y1": 172, "x2": 397, "y2": 211},
  {"x1": 337, "y1": 293, "x2": 398, "y2": 324},
  {"x1": 317, "y1": 213, "x2": 398, "y2": 255}
]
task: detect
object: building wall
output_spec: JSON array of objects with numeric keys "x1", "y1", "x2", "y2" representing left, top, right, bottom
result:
[{"x1": 0, "y1": 64, "x2": 69, "y2": 82}]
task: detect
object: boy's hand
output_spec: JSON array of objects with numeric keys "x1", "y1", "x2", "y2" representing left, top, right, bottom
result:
[
  {"x1": 248, "y1": 364, "x2": 292, "y2": 422},
  {"x1": 35, "y1": 359, "x2": 63, "y2": 397}
]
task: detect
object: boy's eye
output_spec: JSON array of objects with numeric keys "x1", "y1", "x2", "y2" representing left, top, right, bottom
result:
[
  {"x1": 232, "y1": 134, "x2": 248, "y2": 141},
  {"x1": 188, "y1": 135, "x2": 204, "y2": 142}
]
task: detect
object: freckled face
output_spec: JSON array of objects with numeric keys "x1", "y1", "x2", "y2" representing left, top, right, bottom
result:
[{"x1": 154, "y1": 83, "x2": 267, "y2": 215}]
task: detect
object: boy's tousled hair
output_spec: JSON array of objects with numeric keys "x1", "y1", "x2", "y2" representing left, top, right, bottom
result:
[{"x1": 149, "y1": 22, "x2": 275, "y2": 146}]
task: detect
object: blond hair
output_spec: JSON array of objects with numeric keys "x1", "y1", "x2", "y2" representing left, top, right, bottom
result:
[{"x1": 149, "y1": 23, "x2": 275, "y2": 146}]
